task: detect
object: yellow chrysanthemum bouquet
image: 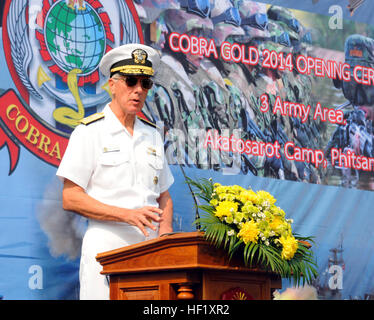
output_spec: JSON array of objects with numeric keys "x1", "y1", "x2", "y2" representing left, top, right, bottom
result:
[{"x1": 187, "y1": 178, "x2": 318, "y2": 285}]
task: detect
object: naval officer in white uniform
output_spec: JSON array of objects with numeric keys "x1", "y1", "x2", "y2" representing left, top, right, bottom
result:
[{"x1": 56, "y1": 43, "x2": 174, "y2": 300}]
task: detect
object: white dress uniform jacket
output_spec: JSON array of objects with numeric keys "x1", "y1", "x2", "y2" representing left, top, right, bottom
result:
[{"x1": 56, "y1": 104, "x2": 174, "y2": 299}]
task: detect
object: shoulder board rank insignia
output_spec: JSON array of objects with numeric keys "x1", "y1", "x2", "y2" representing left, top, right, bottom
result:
[
  {"x1": 80, "y1": 112, "x2": 105, "y2": 125},
  {"x1": 137, "y1": 116, "x2": 157, "y2": 128}
]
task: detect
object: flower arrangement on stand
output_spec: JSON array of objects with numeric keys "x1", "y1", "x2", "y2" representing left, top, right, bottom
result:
[{"x1": 187, "y1": 177, "x2": 318, "y2": 285}]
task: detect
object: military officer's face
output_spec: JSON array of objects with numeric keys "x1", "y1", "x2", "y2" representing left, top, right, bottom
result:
[{"x1": 109, "y1": 74, "x2": 151, "y2": 114}]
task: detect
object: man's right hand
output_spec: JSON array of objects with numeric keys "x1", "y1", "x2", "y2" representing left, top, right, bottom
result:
[{"x1": 121, "y1": 206, "x2": 163, "y2": 237}]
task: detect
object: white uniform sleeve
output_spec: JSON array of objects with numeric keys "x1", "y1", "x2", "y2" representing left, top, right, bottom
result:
[
  {"x1": 158, "y1": 157, "x2": 174, "y2": 193},
  {"x1": 56, "y1": 125, "x2": 96, "y2": 190}
]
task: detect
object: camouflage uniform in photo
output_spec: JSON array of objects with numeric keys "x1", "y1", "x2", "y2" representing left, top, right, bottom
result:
[
  {"x1": 134, "y1": 0, "x2": 180, "y2": 24},
  {"x1": 339, "y1": 34, "x2": 374, "y2": 106},
  {"x1": 267, "y1": 6, "x2": 300, "y2": 50},
  {"x1": 162, "y1": 9, "x2": 221, "y2": 169},
  {"x1": 209, "y1": 0, "x2": 273, "y2": 175}
]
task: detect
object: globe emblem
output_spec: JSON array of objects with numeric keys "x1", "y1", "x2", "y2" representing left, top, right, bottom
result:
[{"x1": 44, "y1": 0, "x2": 106, "y2": 76}]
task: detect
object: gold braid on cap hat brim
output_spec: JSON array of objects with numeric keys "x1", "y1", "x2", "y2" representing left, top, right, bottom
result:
[{"x1": 110, "y1": 65, "x2": 154, "y2": 76}]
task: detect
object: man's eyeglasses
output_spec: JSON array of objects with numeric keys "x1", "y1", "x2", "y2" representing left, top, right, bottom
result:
[{"x1": 115, "y1": 76, "x2": 153, "y2": 90}]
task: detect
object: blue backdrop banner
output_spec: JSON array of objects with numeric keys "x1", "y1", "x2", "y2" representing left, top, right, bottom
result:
[{"x1": 1, "y1": 0, "x2": 374, "y2": 300}]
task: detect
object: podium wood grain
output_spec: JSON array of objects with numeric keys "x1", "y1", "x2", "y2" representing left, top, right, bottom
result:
[{"x1": 96, "y1": 231, "x2": 281, "y2": 300}]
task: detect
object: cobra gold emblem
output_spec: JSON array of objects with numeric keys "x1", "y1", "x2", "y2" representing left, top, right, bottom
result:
[{"x1": 132, "y1": 49, "x2": 147, "y2": 64}]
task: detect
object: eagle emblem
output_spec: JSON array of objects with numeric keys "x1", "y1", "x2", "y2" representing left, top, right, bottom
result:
[{"x1": 132, "y1": 49, "x2": 147, "y2": 64}]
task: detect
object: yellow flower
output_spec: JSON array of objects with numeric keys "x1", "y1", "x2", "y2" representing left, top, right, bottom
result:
[
  {"x1": 225, "y1": 215, "x2": 234, "y2": 224},
  {"x1": 218, "y1": 193, "x2": 236, "y2": 201},
  {"x1": 239, "y1": 189, "x2": 259, "y2": 204},
  {"x1": 257, "y1": 190, "x2": 276, "y2": 205},
  {"x1": 231, "y1": 185, "x2": 245, "y2": 194},
  {"x1": 233, "y1": 211, "x2": 246, "y2": 223},
  {"x1": 238, "y1": 221, "x2": 260, "y2": 244},
  {"x1": 241, "y1": 203, "x2": 259, "y2": 215},
  {"x1": 279, "y1": 235, "x2": 298, "y2": 260},
  {"x1": 270, "y1": 206, "x2": 285, "y2": 217},
  {"x1": 215, "y1": 185, "x2": 229, "y2": 195},
  {"x1": 269, "y1": 216, "x2": 284, "y2": 234},
  {"x1": 210, "y1": 199, "x2": 219, "y2": 206},
  {"x1": 214, "y1": 200, "x2": 238, "y2": 221}
]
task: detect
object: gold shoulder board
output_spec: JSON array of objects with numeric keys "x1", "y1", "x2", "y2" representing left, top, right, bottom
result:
[
  {"x1": 137, "y1": 116, "x2": 157, "y2": 128},
  {"x1": 80, "y1": 112, "x2": 105, "y2": 125}
]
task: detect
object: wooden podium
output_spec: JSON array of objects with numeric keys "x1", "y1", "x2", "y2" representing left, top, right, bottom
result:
[{"x1": 96, "y1": 231, "x2": 281, "y2": 300}]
